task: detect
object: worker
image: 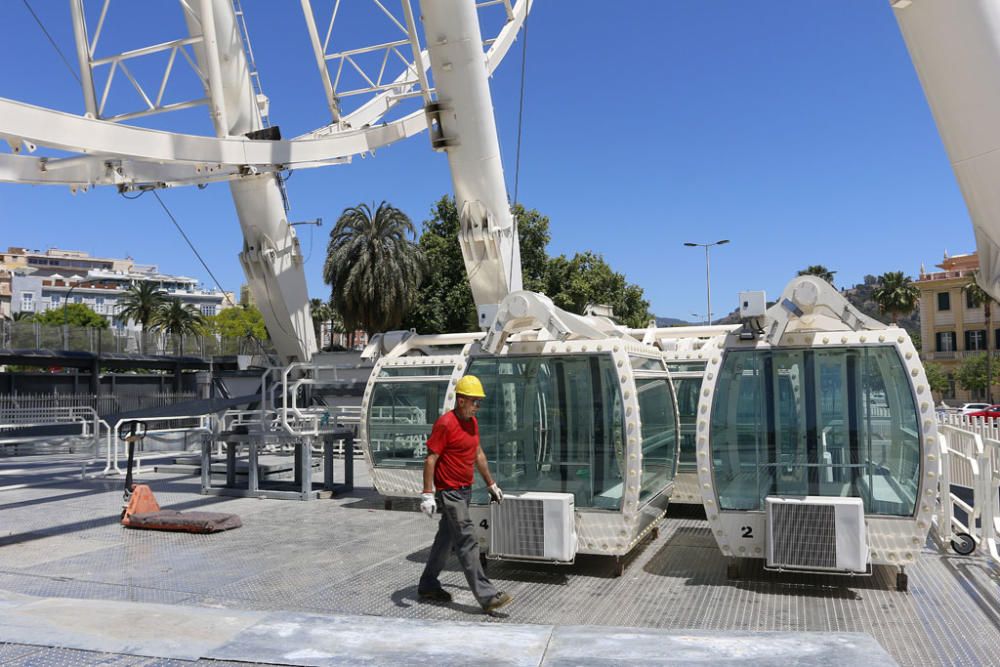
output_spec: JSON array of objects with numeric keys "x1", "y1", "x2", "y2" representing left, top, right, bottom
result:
[{"x1": 418, "y1": 374, "x2": 512, "y2": 613}]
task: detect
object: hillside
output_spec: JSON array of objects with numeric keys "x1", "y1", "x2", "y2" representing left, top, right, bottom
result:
[
  {"x1": 842, "y1": 275, "x2": 920, "y2": 337},
  {"x1": 654, "y1": 316, "x2": 690, "y2": 327}
]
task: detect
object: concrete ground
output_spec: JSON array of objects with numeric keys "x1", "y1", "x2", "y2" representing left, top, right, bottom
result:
[{"x1": 0, "y1": 452, "x2": 997, "y2": 665}]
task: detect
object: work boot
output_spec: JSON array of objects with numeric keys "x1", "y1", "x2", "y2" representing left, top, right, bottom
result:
[
  {"x1": 482, "y1": 591, "x2": 512, "y2": 612},
  {"x1": 418, "y1": 588, "x2": 453, "y2": 603}
]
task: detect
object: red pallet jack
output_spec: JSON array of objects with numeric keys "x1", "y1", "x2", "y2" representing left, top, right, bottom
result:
[{"x1": 119, "y1": 421, "x2": 241, "y2": 533}]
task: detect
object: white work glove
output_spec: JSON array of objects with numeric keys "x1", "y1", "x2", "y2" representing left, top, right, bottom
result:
[
  {"x1": 488, "y1": 483, "x2": 504, "y2": 504},
  {"x1": 420, "y1": 492, "x2": 437, "y2": 517}
]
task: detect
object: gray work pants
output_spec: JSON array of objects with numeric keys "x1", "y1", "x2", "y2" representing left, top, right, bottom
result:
[{"x1": 419, "y1": 488, "x2": 497, "y2": 605}]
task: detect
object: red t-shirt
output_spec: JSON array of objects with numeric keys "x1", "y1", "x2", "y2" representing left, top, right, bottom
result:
[{"x1": 426, "y1": 410, "x2": 479, "y2": 490}]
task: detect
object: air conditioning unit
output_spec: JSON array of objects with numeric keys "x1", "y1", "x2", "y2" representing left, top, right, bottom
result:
[
  {"x1": 766, "y1": 496, "x2": 868, "y2": 573},
  {"x1": 489, "y1": 492, "x2": 576, "y2": 563}
]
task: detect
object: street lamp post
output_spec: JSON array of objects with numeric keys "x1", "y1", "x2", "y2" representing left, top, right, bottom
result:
[
  {"x1": 683, "y1": 239, "x2": 730, "y2": 325},
  {"x1": 62, "y1": 279, "x2": 99, "y2": 349}
]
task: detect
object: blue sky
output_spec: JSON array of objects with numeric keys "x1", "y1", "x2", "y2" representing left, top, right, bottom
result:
[{"x1": 0, "y1": 1, "x2": 972, "y2": 324}]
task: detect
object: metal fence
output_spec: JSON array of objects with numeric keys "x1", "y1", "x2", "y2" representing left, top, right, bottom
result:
[
  {"x1": 936, "y1": 413, "x2": 1000, "y2": 564},
  {"x1": 0, "y1": 392, "x2": 197, "y2": 417},
  {"x1": 0, "y1": 320, "x2": 275, "y2": 358}
]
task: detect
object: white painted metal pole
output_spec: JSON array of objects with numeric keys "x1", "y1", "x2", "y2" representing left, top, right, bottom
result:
[
  {"x1": 705, "y1": 245, "x2": 712, "y2": 326},
  {"x1": 299, "y1": 0, "x2": 341, "y2": 124},
  {"x1": 197, "y1": 0, "x2": 231, "y2": 132},
  {"x1": 401, "y1": 0, "x2": 433, "y2": 106},
  {"x1": 69, "y1": 0, "x2": 99, "y2": 118}
]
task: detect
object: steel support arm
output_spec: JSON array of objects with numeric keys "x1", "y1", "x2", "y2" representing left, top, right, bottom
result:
[
  {"x1": 482, "y1": 291, "x2": 625, "y2": 354},
  {"x1": 419, "y1": 0, "x2": 523, "y2": 329},
  {"x1": 763, "y1": 276, "x2": 886, "y2": 346},
  {"x1": 182, "y1": 0, "x2": 316, "y2": 363}
]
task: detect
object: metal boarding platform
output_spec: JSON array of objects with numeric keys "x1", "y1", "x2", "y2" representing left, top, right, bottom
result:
[
  {"x1": 202, "y1": 424, "x2": 354, "y2": 500},
  {"x1": 0, "y1": 454, "x2": 997, "y2": 666},
  {"x1": 0, "y1": 408, "x2": 999, "y2": 664}
]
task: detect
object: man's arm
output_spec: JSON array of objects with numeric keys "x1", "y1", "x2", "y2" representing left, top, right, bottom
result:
[
  {"x1": 475, "y1": 447, "x2": 495, "y2": 487},
  {"x1": 423, "y1": 452, "x2": 440, "y2": 493}
]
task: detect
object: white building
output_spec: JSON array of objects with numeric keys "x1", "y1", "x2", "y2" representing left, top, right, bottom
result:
[{"x1": 5, "y1": 247, "x2": 233, "y2": 331}]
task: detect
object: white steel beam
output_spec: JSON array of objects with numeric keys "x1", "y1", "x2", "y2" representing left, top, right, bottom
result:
[
  {"x1": 0, "y1": 153, "x2": 296, "y2": 188},
  {"x1": 180, "y1": 0, "x2": 316, "y2": 364},
  {"x1": 893, "y1": 1, "x2": 1000, "y2": 302},
  {"x1": 0, "y1": 97, "x2": 431, "y2": 166}
]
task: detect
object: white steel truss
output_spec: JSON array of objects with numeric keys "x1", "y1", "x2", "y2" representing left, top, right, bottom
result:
[
  {"x1": 0, "y1": 0, "x2": 530, "y2": 190},
  {"x1": 298, "y1": 0, "x2": 520, "y2": 132},
  {"x1": 70, "y1": 0, "x2": 212, "y2": 123}
]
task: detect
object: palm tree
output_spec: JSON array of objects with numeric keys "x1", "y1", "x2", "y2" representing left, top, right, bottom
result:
[
  {"x1": 323, "y1": 201, "x2": 424, "y2": 336},
  {"x1": 964, "y1": 273, "x2": 998, "y2": 402},
  {"x1": 151, "y1": 298, "x2": 205, "y2": 355},
  {"x1": 872, "y1": 271, "x2": 919, "y2": 325},
  {"x1": 797, "y1": 265, "x2": 836, "y2": 285},
  {"x1": 117, "y1": 282, "x2": 168, "y2": 352},
  {"x1": 310, "y1": 297, "x2": 333, "y2": 349}
]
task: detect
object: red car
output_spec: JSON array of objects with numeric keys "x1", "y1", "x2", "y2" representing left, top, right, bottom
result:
[{"x1": 966, "y1": 404, "x2": 1000, "y2": 420}]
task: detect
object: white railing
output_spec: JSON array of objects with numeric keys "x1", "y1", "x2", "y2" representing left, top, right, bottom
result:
[
  {"x1": 935, "y1": 414, "x2": 1000, "y2": 563},
  {"x1": 90, "y1": 413, "x2": 213, "y2": 478},
  {"x1": 0, "y1": 393, "x2": 196, "y2": 416},
  {"x1": 0, "y1": 406, "x2": 101, "y2": 445}
]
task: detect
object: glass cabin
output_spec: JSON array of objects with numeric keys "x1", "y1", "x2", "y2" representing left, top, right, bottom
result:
[
  {"x1": 697, "y1": 330, "x2": 939, "y2": 570},
  {"x1": 710, "y1": 347, "x2": 920, "y2": 516},
  {"x1": 360, "y1": 340, "x2": 683, "y2": 558}
]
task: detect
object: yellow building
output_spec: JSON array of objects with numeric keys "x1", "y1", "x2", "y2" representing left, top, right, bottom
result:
[{"x1": 916, "y1": 252, "x2": 993, "y2": 402}]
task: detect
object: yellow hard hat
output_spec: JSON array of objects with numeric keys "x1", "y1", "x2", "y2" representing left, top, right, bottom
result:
[{"x1": 455, "y1": 375, "x2": 486, "y2": 398}]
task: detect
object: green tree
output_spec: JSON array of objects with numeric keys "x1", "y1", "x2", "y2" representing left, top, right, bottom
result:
[
  {"x1": 544, "y1": 251, "x2": 652, "y2": 328},
  {"x1": 797, "y1": 265, "x2": 837, "y2": 285},
  {"x1": 11, "y1": 311, "x2": 34, "y2": 322},
  {"x1": 117, "y1": 282, "x2": 169, "y2": 351},
  {"x1": 923, "y1": 362, "x2": 951, "y2": 398},
  {"x1": 872, "y1": 271, "x2": 919, "y2": 325},
  {"x1": 151, "y1": 298, "x2": 205, "y2": 354},
  {"x1": 403, "y1": 197, "x2": 552, "y2": 333},
  {"x1": 206, "y1": 305, "x2": 269, "y2": 340},
  {"x1": 514, "y1": 203, "x2": 551, "y2": 293},
  {"x1": 33, "y1": 303, "x2": 108, "y2": 329},
  {"x1": 956, "y1": 353, "x2": 998, "y2": 400},
  {"x1": 323, "y1": 201, "x2": 424, "y2": 336},
  {"x1": 963, "y1": 273, "x2": 997, "y2": 402}
]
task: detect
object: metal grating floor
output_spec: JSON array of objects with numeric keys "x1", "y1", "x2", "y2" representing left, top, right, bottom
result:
[{"x1": 2, "y1": 455, "x2": 999, "y2": 666}]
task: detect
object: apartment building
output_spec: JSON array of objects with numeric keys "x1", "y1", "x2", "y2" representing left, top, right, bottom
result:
[
  {"x1": 2, "y1": 247, "x2": 233, "y2": 331},
  {"x1": 916, "y1": 251, "x2": 993, "y2": 401}
]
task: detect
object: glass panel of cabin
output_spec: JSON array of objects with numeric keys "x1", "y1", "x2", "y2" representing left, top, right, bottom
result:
[
  {"x1": 636, "y1": 377, "x2": 678, "y2": 501},
  {"x1": 673, "y1": 376, "x2": 702, "y2": 473},
  {"x1": 367, "y1": 377, "x2": 450, "y2": 469},
  {"x1": 710, "y1": 351, "x2": 767, "y2": 510},
  {"x1": 710, "y1": 346, "x2": 920, "y2": 516},
  {"x1": 469, "y1": 354, "x2": 625, "y2": 509},
  {"x1": 861, "y1": 347, "x2": 920, "y2": 516}
]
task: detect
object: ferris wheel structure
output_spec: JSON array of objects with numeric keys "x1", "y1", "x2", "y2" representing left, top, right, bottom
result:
[{"x1": 0, "y1": 0, "x2": 532, "y2": 364}]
